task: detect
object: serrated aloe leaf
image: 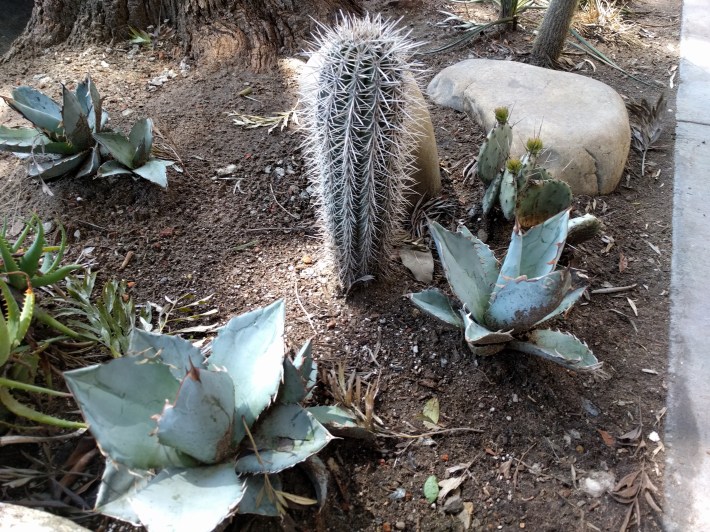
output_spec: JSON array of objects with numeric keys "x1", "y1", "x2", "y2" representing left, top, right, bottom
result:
[
  {"x1": 294, "y1": 338, "x2": 316, "y2": 397},
  {"x1": 535, "y1": 285, "x2": 586, "y2": 327},
  {"x1": 306, "y1": 405, "x2": 373, "y2": 440},
  {"x1": 235, "y1": 404, "x2": 333, "y2": 474},
  {"x1": 279, "y1": 357, "x2": 309, "y2": 404},
  {"x1": 519, "y1": 209, "x2": 570, "y2": 278},
  {"x1": 128, "y1": 118, "x2": 153, "y2": 166},
  {"x1": 209, "y1": 300, "x2": 286, "y2": 447},
  {"x1": 429, "y1": 221, "x2": 498, "y2": 324},
  {"x1": 0, "y1": 314, "x2": 10, "y2": 366},
  {"x1": 482, "y1": 173, "x2": 502, "y2": 216},
  {"x1": 95, "y1": 460, "x2": 150, "y2": 526},
  {"x1": 97, "y1": 160, "x2": 133, "y2": 178},
  {"x1": 485, "y1": 269, "x2": 571, "y2": 333},
  {"x1": 64, "y1": 357, "x2": 195, "y2": 470},
  {"x1": 18, "y1": 218, "x2": 45, "y2": 277},
  {"x1": 499, "y1": 167, "x2": 517, "y2": 221},
  {"x1": 0, "y1": 126, "x2": 52, "y2": 153},
  {"x1": 94, "y1": 131, "x2": 135, "y2": 168},
  {"x1": 130, "y1": 464, "x2": 245, "y2": 532},
  {"x1": 128, "y1": 329, "x2": 205, "y2": 380},
  {"x1": 132, "y1": 158, "x2": 171, "y2": 188},
  {"x1": 409, "y1": 288, "x2": 463, "y2": 328},
  {"x1": 509, "y1": 329, "x2": 601, "y2": 371},
  {"x1": 157, "y1": 367, "x2": 235, "y2": 464},
  {"x1": 28, "y1": 151, "x2": 88, "y2": 180},
  {"x1": 76, "y1": 144, "x2": 101, "y2": 178},
  {"x1": 237, "y1": 474, "x2": 283, "y2": 516},
  {"x1": 62, "y1": 85, "x2": 93, "y2": 150}
]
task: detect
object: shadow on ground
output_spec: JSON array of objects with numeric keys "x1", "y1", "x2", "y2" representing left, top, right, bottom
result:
[{"x1": 0, "y1": 0, "x2": 32, "y2": 56}]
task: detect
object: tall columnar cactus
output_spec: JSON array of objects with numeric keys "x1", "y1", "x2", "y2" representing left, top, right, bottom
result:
[{"x1": 301, "y1": 14, "x2": 426, "y2": 289}]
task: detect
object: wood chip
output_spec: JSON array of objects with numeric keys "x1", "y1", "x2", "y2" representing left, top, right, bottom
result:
[
  {"x1": 591, "y1": 284, "x2": 637, "y2": 294},
  {"x1": 642, "y1": 368, "x2": 659, "y2": 375}
]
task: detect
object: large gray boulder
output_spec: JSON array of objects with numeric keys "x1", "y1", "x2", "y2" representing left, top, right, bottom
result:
[
  {"x1": 427, "y1": 59, "x2": 630, "y2": 195},
  {"x1": 0, "y1": 503, "x2": 90, "y2": 531}
]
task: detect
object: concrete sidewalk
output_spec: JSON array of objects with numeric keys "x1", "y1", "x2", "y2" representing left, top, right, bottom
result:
[{"x1": 664, "y1": 0, "x2": 710, "y2": 529}]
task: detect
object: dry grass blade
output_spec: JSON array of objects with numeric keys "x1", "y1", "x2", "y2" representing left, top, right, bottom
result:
[
  {"x1": 627, "y1": 93, "x2": 666, "y2": 176},
  {"x1": 323, "y1": 362, "x2": 382, "y2": 431},
  {"x1": 227, "y1": 102, "x2": 299, "y2": 134},
  {"x1": 408, "y1": 195, "x2": 457, "y2": 240}
]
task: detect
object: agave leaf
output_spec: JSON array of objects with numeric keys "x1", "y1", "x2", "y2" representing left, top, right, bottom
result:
[
  {"x1": 76, "y1": 144, "x2": 101, "y2": 178},
  {"x1": 493, "y1": 223, "x2": 523, "y2": 296},
  {"x1": 301, "y1": 455, "x2": 329, "y2": 509},
  {"x1": 519, "y1": 209, "x2": 570, "y2": 278},
  {"x1": 130, "y1": 464, "x2": 245, "y2": 532},
  {"x1": 95, "y1": 460, "x2": 150, "y2": 526},
  {"x1": 535, "y1": 285, "x2": 586, "y2": 327},
  {"x1": 429, "y1": 221, "x2": 498, "y2": 324},
  {"x1": 209, "y1": 300, "x2": 286, "y2": 447},
  {"x1": 0, "y1": 126, "x2": 53, "y2": 153},
  {"x1": 156, "y1": 367, "x2": 235, "y2": 464},
  {"x1": 94, "y1": 131, "x2": 135, "y2": 168},
  {"x1": 293, "y1": 338, "x2": 316, "y2": 397},
  {"x1": 279, "y1": 357, "x2": 309, "y2": 405},
  {"x1": 128, "y1": 118, "x2": 153, "y2": 167},
  {"x1": 132, "y1": 158, "x2": 171, "y2": 188},
  {"x1": 128, "y1": 329, "x2": 205, "y2": 380},
  {"x1": 306, "y1": 405, "x2": 374, "y2": 440},
  {"x1": 74, "y1": 78, "x2": 91, "y2": 116},
  {"x1": 408, "y1": 288, "x2": 463, "y2": 328},
  {"x1": 61, "y1": 85, "x2": 93, "y2": 151},
  {"x1": 64, "y1": 357, "x2": 196, "y2": 470},
  {"x1": 237, "y1": 474, "x2": 283, "y2": 516},
  {"x1": 481, "y1": 173, "x2": 502, "y2": 216},
  {"x1": 235, "y1": 404, "x2": 334, "y2": 474},
  {"x1": 28, "y1": 151, "x2": 88, "y2": 180},
  {"x1": 509, "y1": 329, "x2": 601, "y2": 371},
  {"x1": 462, "y1": 312, "x2": 512, "y2": 346},
  {"x1": 97, "y1": 160, "x2": 133, "y2": 178},
  {"x1": 5, "y1": 87, "x2": 63, "y2": 136},
  {"x1": 485, "y1": 270, "x2": 571, "y2": 333}
]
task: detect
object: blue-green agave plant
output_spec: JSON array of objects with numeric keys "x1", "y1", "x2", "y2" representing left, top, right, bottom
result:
[
  {"x1": 1, "y1": 75, "x2": 171, "y2": 186},
  {"x1": 0, "y1": 75, "x2": 107, "y2": 180},
  {"x1": 64, "y1": 300, "x2": 339, "y2": 531},
  {"x1": 409, "y1": 209, "x2": 601, "y2": 372}
]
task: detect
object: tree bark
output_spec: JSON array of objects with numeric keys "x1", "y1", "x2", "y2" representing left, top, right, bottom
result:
[
  {"x1": 529, "y1": 0, "x2": 578, "y2": 67},
  {"x1": 9, "y1": 0, "x2": 361, "y2": 71}
]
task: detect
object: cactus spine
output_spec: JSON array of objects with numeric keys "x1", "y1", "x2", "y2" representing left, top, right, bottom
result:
[{"x1": 301, "y1": 14, "x2": 425, "y2": 289}]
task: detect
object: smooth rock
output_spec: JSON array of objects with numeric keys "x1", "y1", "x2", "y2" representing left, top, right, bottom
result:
[
  {"x1": 427, "y1": 59, "x2": 630, "y2": 195},
  {"x1": 0, "y1": 503, "x2": 90, "y2": 531}
]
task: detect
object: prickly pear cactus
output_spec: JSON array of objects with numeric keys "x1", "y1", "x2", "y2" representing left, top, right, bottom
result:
[
  {"x1": 300, "y1": 14, "x2": 425, "y2": 289},
  {"x1": 477, "y1": 107, "x2": 513, "y2": 185},
  {"x1": 516, "y1": 179, "x2": 573, "y2": 229}
]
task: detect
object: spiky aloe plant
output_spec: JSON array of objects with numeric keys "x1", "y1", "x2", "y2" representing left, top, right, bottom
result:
[
  {"x1": 409, "y1": 209, "x2": 601, "y2": 373},
  {"x1": 300, "y1": 14, "x2": 425, "y2": 289}
]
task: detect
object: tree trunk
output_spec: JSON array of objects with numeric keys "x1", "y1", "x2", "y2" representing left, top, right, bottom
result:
[
  {"x1": 9, "y1": 0, "x2": 361, "y2": 71},
  {"x1": 529, "y1": 0, "x2": 578, "y2": 67}
]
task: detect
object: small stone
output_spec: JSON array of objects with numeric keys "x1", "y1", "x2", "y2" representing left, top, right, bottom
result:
[
  {"x1": 216, "y1": 164, "x2": 238, "y2": 176},
  {"x1": 382, "y1": 523, "x2": 392, "y2": 532},
  {"x1": 326, "y1": 319, "x2": 336, "y2": 330},
  {"x1": 443, "y1": 494, "x2": 464, "y2": 515},
  {"x1": 302, "y1": 254, "x2": 314, "y2": 265},
  {"x1": 395, "y1": 522, "x2": 406, "y2": 530},
  {"x1": 121, "y1": 108, "x2": 134, "y2": 116}
]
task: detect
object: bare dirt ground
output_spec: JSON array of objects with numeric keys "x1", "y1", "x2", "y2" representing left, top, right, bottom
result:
[{"x1": 0, "y1": 0, "x2": 680, "y2": 530}]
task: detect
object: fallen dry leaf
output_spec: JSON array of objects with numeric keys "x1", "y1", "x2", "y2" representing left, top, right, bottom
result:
[{"x1": 598, "y1": 428, "x2": 616, "y2": 447}]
